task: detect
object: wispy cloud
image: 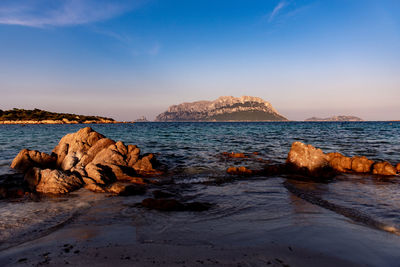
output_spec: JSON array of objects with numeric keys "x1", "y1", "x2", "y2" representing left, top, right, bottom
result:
[
  {"x1": 0, "y1": 0, "x2": 140, "y2": 27},
  {"x1": 268, "y1": 1, "x2": 287, "y2": 23}
]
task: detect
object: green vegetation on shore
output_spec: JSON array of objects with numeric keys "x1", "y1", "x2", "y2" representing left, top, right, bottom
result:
[{"x1": 0, "y1": 108, "x2": 115, "y2": 123}]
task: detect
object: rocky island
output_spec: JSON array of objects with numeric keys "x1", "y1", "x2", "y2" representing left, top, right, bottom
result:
[
  {"x1": 305, "y1": 115, "x2": 363, "y2": 122},
  {"x1": 0, "y1": 108, "x2": 120, "y2": 124},
  {"x1": 155, "y1": 96, "x2": 288, "y2": 121}
]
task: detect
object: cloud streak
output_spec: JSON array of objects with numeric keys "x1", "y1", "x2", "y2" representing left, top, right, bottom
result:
[
  {"x1": 0, "y1": 0, "x2": 139, "y2": 27},
  {"x1": 268, "y1": 1, "x2": 287, "y2": 22}
]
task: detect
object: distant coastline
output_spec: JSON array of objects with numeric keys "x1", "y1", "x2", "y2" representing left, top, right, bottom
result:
[{"x1": 0, "y1": 108, "x2": 131, "y2": 124}]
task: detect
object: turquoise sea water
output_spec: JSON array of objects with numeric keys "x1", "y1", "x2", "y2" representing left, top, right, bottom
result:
[{"x1": 1, "y1": 122, "x2": 400, "y2": 264}]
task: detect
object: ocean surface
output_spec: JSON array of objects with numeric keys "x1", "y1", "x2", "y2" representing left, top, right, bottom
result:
[{"x1": 1, "y1": 122, "x2": 400, "y2": 265}]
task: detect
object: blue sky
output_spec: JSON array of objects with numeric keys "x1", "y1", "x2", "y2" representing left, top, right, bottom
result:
[{"x1": 0, "y1": 0, "x2": 399, "y2": 120}]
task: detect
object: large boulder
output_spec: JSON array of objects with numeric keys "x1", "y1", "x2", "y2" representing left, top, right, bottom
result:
[
  {"x1": 52, "y1": 127, "x2": 105, "y2": 170},
  {"x1": 11, "y1": 149, "x2": 56, "y2": 172},
  {"x1": 372, "y1": 162, "x2": 397, "y2": 176},
  {"x1": 10, "y1": 127, "x2": 162, "y2": 194},
  {"x1": 24, "y1": 168, "x2": 83, "y2": 194},
  {"x1": 286, "y1": 142, "x2": 332, "y2": 177},
  {"x1": 351, "y1": 156, "x2": 374, "y2": 173}
]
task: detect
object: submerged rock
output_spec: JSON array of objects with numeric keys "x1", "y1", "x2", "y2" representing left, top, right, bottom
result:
[
  {"x1": 221, "y1": 152, "x2": 248, "y2": 159},
  {"x1": 226, "y1": 166, "x2": 254, "y2": 176},
  {"x1": 106, "y1": 182, "x2": 146, "y2": 196},
  {"x1": 11, "y1": 127, "x2": 162, "y2": 195}
]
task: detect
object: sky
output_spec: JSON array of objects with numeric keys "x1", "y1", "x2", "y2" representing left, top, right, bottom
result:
[{"x1": 0, "y1": 0, "x2": 399, "y2": 121}]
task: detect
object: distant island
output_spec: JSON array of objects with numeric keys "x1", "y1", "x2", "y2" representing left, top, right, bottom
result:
[
  {"x1": 0, "y1": 108, "x2": 119, "y2": 124},
  {"x1": 134, "y1": 116, "x2": 149, "y2": 122},
  {"x1": 155, "y1": 96, "x2": 288, "y2": 122},
  {"x1": 305, "y1": 115, "x2": 363, "y2": 122}
]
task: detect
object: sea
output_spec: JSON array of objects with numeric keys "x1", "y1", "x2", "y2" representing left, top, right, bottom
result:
[{"x1": 0, "y1": 122, "x2": 400, "y2": 265}]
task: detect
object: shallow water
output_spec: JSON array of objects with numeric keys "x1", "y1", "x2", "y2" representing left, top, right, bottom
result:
[{"x1": 1, "y1": 122, "x2": 400, "y2": 260}]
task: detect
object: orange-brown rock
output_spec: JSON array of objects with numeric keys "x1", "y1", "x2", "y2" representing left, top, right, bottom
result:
[
  {"x1": 226, "y1": 166, "x2": 253, "y2": 175},
  {"x1": 83, "y1": 183, "x2": 105, "y2": 193},
  {"x1": 222, "y1": 152, "x2": 247, "y2": 158},
  {"x1": 133, "y1": 154, "x2": 161, "y2": 176},
  {"x1": 372, "y1": 162, "x2": 397, "y2": 176},
  {"x1": 24, "y1": 167, "x2": 82, "y2": 194},
  {"x1": 286, "y1": 142, "x2": 332, "y2": 177},
  {"x1": 10, "y1": 127, "x2": 161, "y2": 194},
  {"x1": 11, "y1": 149, "x2": 56, "y2": 172},
  {"x1": 52, "y1": 127, "x2": 105, "y2": 170},
  {"x1": 396, "y1": 163, "x2": 400, "y2": 174},
  {"x1": 327, "y1": 152, "x2": 352, "y2": 173},
  {"x1": 351, "y1": 156, "x2": 374, "y2": 173},
  {"x1": 106, "y1": 182, "x2": 146, "y2": 196}
]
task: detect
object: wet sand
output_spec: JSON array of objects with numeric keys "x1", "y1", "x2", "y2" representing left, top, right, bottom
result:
[{"x1": 1, "y1": 178, "x2": 400, "y2": 266}]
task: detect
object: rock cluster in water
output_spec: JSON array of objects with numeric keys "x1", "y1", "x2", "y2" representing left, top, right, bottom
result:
[
  {"x1": 10, "y1": 127, "x2": 161, "y2": 195},
  {"x1": 227, "y1": 141, "x2": 399, "y2": 179},
  {"x1": 286, "y1": 141, "x2": 399, "y2": 177}
]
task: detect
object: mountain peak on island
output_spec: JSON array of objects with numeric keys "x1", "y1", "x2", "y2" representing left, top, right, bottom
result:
[{"x1": 155, "y1": 96, "x2": 288, "y2": 122}]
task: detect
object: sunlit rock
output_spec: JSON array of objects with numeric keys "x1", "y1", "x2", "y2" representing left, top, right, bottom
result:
[
  {"x1": 11, "y1": 149, "x2": 56, "y2": 172},
  {"x1": 326, "y1": 152, "x2": 352, "y2": 173},
  {"x1": 372, "y1": 161, "x2": 397, "y2": 176},
  {"x1": 351, "y1": 156, "x2": 374, "y2": 173},
  {"x1": 24, "y1": 168, "x2": 82, "y2": 194}
]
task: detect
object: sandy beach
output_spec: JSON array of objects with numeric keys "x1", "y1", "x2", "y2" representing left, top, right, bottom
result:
[{"x1": 1, "y1": 177, "x2": 400, "y2": 267}]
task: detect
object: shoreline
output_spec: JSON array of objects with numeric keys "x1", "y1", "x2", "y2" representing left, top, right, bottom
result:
[
  {"x1": 0, "y1": 120, "x2": 133, "y2": 125},
  {"x1": 1, "y1": 184, "x2": 399, "y2": 267}
]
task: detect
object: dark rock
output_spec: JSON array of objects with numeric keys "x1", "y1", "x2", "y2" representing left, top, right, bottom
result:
[
  {"x1": 152, "y1": 190, "x2": 176, "y2": 199},
  {"x1": 372, "y1": 161, "x2": 397, "y2": 176},
  {"x1": 185, "y1": 202, "x2": 212, "y2": 211}
]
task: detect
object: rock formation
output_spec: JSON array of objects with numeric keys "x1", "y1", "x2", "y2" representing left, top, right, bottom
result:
[
  {"x1": 10, "y1": 127, "x2": 161, "y2": 195},
  {"x1": 286, "y1": 142, "x2": 398, "y2": 177},
  {"x1": 305, "y1": 115, "x2": 363, "y2": 122},
  {"x1": 155, "y1": 96, "x2": 288, "y2": 121}
]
